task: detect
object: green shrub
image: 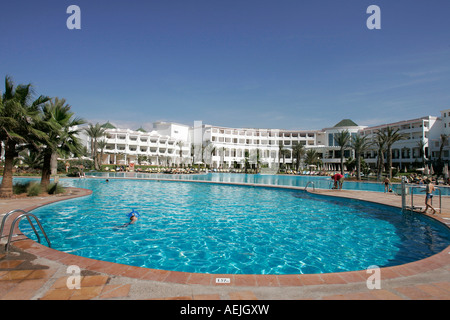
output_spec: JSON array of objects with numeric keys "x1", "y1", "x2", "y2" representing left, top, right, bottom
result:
[
  {"x1": 27, "y1": 182, "x2": 42, "y2": 197},
  {"x1": 47, "y1": 182, "x2": 65, "y2": 195},
  {"x1": 13, "y1": 181, "x2": 30, "y2": 195}
]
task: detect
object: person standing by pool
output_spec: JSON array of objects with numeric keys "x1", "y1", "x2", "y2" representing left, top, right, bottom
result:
[
  {"x1": 383, "y1": 177, "x2": 391, "y2": 193},
  {"x1": 422, "y1": 179, "x2": 436, "y2": 214},
  {"x1": 331, "y1": 173, "x2": 344, "y2": 190},
  {"x1": 338, "y1": 173, "x2": 344, "y2": 190},
  {"x1": 331, "y1": 173, "x2": 338, "y2": 189}
]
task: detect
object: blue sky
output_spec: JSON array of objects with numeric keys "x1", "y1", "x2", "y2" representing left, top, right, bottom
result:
[{"x1": 1, "y1": 0, "x2": 449, "y2": 130}]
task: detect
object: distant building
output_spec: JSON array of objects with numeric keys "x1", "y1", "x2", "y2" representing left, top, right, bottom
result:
[
  {"x1": 361, "y1": 115, "x2": 441, "y2": 170},
  {"x1": 77, "y1": 110, "x2": 448, "y2": 170}
]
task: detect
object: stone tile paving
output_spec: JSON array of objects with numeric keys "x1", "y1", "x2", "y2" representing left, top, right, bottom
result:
[{"x1": 0, "y1": 185, "x2": 449, "y2": 300}]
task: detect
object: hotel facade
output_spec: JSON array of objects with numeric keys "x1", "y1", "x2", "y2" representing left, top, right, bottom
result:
[{"x1": 80, "y1": 109, "x2": 449, "y2": 171}]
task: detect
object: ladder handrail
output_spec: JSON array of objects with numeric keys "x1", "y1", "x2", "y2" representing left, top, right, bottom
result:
[
  {"x1": 0, "y1": 209, "x2": 28, "y2": 239},
  {"x1": 1, "y1": 210, "x2": 51, "y2": 253},
  {"x1": 404, "y1": 184, "x2": 442, "y2": 214},
  {"x1": 305, "y1": 181, "x2": 315, "y2": 192}
]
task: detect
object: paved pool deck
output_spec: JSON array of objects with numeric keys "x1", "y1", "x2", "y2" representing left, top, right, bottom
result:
[{"x1": 0, "y1": 182, "x2": 449, "y2": 300}]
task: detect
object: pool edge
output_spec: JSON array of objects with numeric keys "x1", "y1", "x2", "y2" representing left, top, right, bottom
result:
[{"x1": 9, "y1": 182, "x2": 450, "y2": 288}]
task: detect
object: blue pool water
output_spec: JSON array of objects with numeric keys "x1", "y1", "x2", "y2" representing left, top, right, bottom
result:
[
  {"x1": 20, "y1": 177, "x2": 450, "y2": 275},
  {"x1": 88, "y1": 172, "x2": 450, "y2": 195}
]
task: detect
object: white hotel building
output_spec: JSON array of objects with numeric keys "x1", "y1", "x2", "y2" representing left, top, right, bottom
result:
[{"x1": 83, "y1": 109, "x2": 449, "y2": 171}]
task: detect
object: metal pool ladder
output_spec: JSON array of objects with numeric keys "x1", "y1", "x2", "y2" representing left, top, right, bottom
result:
[
  {"x1": 304, "y1": 181, "x2": 315, "y2": 192},
  {"x1": 0, "y1": 209, "x2": 51, "y2": 253},
  {"x1": 400, "y1": 177, "x2": 442, "y2": 214}
]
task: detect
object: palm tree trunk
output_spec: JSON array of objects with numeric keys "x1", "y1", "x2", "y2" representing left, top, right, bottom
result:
[
  {"x1": 0, "y1": 140, "x2": 16, "y2": 198},
  {"x1": 93, "y1": 139, "x2": 99, "y2": 170},
  {"x1": 356, "y1": 152, "x2": 361, "y2": 180},
  {"x1": 41, "y1": 150, "x2": 52, "y2": 189},
  {"x1": 376, "y1": 151, "x2": 384, "y2": 181},
  {"x1": 278, "y1": 153, "x2": 281, "y2": 172},
  {"x1": 387, "y1": 148, "x2": 393, "y2": 179}
]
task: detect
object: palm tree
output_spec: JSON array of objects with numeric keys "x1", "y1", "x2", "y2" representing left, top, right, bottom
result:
[
  {"x1": 219, "y1": 147, "x2": 225, "y2": 169},
  {"x1": 435, "y1": 134, "x2": 448, "y2": 178},
  {"x1": 84, "y1": 123, "x2": 105, "y2": 170},
  {"x1": 0, "y1": 76, "x2": 50, "y2": 197},
  {"x1": 438, "y1": 134, "x2": 448, "y2": 162},
  {"x1": 373, "y1": 130, "x2": 387, "y2": 180},
  {"x1": 97, "y1": 139, "x2": 107, "y2": 167},
  {"x1": 281, "y1": 149, "x2": 290, "y2": 169},
  {"x1": 20, "y1": 149, "x2": 43, "y2": 171},
  {"x1": 38, "y1": 97, "x2": 85, "y2": 188},
  {"x1": 416, "y1": 139, "x2": 427, "y2": 168},
  {"x1": 177, "y1": 141, "x2": 184, "y2": 167},
  {"x1": 334, "y1": 130, "x2": 351, "y2": 175},
  {"x1": 254, "y1": 148, "x2": 261, "y2": 173},
  {"x1": 351, "y1": 134, "x2": 371, "y2": 180},
  {"x1": 292, "y1": 143, "x2": 305, "y2": 172},
  {"x1": 384, "y1": 127, "x2": 408, "y2": 179},
  {"x1": 209, "y1": 145, "x2": 216, "y2": 169},
  {"x1": 190, "y1": 144, "x2": 195, "y2": 166},
  {"x1": 201, "y1": 140, "x2": 214, "y2": 168},
  {"x1": 278, "y1": 142, "x2": 284, "y2": 172},
  {"x1": 304, "y1": 148, "x2": 321, "y2": 168},
  {"x1": 244, "y1": 150, "x2": 250, "y2": 173}
]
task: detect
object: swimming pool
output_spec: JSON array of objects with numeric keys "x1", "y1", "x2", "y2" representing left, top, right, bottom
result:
[
  {"x1": 21, "y1": 178, "x2": 450, "y2": 275},
  {"x1": 87, "y1": 172, "x2": 450, "y2": 195}
]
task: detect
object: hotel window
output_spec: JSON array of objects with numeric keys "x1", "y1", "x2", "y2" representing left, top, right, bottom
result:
[{"x1": 328, "y1": 134, "x2": 335, "y2": 147}]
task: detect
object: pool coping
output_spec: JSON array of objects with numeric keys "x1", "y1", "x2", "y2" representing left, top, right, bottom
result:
[{"x1": 7, "y1": 178, "x2": 450, "y2": 288}]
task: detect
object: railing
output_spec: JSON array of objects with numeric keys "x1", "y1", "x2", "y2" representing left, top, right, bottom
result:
[
  {"x1": 0, "y1": 209, "x2": 51, "y2": 253},
  {"x1": 304, "y1": 181, "x2": 315, "y2": 192},
  {"x1": 400, "y1": 177, "x2": 442, "y2": 213}
]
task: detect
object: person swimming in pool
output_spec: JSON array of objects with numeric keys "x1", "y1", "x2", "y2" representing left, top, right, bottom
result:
[
  {"x1": 129, "y1": 212, "x2": 138, "y2": 224},
  {"x1": 114, "y1": 210, "x2": 139, "y2": 229}
]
